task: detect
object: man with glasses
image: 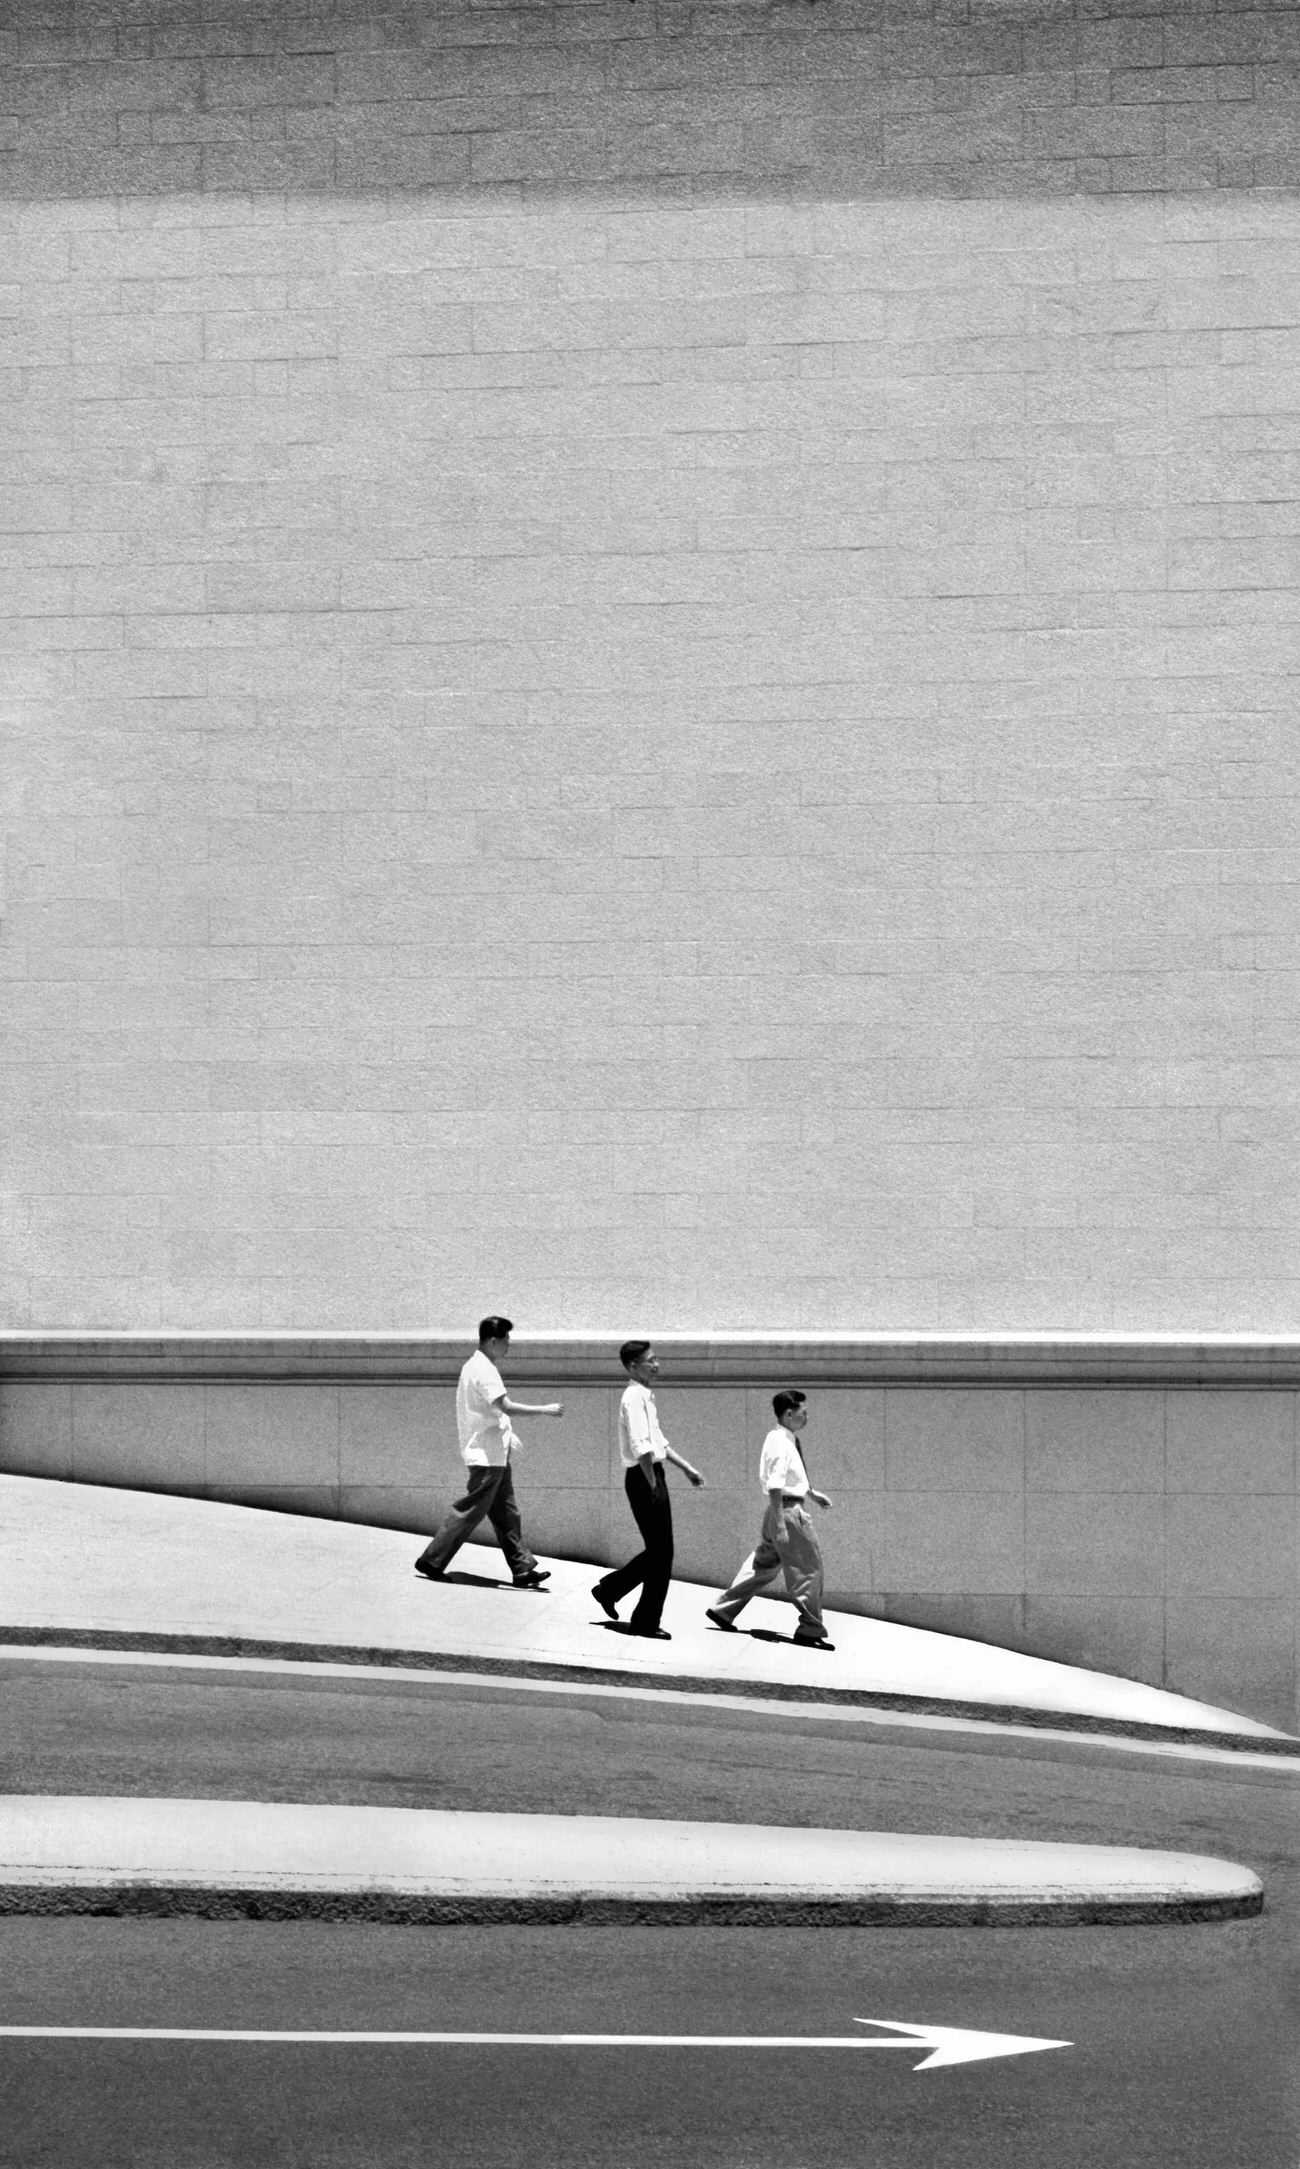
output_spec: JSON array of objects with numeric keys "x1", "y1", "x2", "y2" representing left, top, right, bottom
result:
[{"x1": 591, "y1": 1340, "x2": 707, "y2": 1640}]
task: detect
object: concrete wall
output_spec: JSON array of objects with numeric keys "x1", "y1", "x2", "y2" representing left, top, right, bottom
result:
[
  {"x1": 3, "y1": 1335, "x2": 1297, "y2": 1729},
  {"x1": 5, "y1": 0, "x2": 1300, "y2": 1335}
]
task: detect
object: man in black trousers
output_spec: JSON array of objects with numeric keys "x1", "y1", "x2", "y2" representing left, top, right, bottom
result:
[{"x1": 591, "y1": 1340, "x2": 706, "y2": 1640}]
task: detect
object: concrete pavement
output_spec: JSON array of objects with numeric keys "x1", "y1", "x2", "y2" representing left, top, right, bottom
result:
[
  {"x1": 1, "y1": 1475, "x2": 1291, "y2": 1745},
  {"x1": 0, "y1": 1797, "x2": 1263, "y2": 1925},
  {"x1": 0, "y1": 1474, "x2": 1286, "y2": 1922}
]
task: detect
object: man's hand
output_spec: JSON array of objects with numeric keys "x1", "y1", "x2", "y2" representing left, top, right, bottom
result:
[
  {"x1": 545, "y1": 1402, "x2": 563, "y2": 1417},
  {"x1": 686, "y1": 1469, "x2": 706, "y2": 1489},
  {"x1": 811, "y1": 1489, "x2": 833, "y2": 1511}
]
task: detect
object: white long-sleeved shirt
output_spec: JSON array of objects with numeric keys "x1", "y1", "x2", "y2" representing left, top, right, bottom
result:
[
  {"x1": 758, "y1": 1425, "x2": 809, "y2": 1499},
  {"x1": 618, "y1": 1380, "x2": 669, "y2": 1468}
]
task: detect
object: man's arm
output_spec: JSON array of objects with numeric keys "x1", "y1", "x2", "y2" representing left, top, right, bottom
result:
[
  {"x1": 809, "y1": 1487, "x2": 833, "y2": 1510},
  {"x1": 665, "y1": 1445, "x2": 706, "y2": 1488},
  {"x1": 768, "y1": 1483, "x2": 788, "y2": 1540},
  {"x1": 496, "y1": 1394, "x2": 563, "y2": 1417}
]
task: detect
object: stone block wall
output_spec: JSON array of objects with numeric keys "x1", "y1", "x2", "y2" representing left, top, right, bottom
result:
[{"x1": 4, "y1": 0, "x2": 1300, "y2": 1335}]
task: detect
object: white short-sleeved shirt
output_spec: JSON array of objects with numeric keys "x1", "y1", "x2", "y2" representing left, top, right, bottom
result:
[
  {"x1": 619, "y1": 1380, "x2": 669, "y2": 1468},
  {"x1": 759, "y1": 1425, "x2": 809, "y2": 1499},
  {"x1": 457, "y1": 1350, "x2": 517, "y2": 1468}
]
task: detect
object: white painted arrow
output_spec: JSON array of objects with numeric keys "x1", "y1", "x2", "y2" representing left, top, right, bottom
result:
[
  {"x1": 851, "y1": 2019, "x2": 1072, "y2": 2069},
  {"x1": 0, "y1": 2019, "x2": 1070, "y2": 2070}
]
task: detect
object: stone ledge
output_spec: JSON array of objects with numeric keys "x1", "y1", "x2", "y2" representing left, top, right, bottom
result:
[{"x1": 4, "y1": 1333, "x2": 1300, "y2": 1387}]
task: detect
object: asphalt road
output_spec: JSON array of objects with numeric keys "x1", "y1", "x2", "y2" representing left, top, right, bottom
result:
[
  {"x1": 2, "y1": 1915, "x2": 1295, "y2": 2169},
  {"x1": 2, "y1": 1655, "x2": 1298, "y2": 2168},
  {"x1": 4, "y1": 1656, "x2": 1298, "y2": 1857}
]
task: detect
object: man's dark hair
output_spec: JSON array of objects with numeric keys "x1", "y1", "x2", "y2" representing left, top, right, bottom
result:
[
  {"x1": 478, "y1": 1315, "x2": 514, "y2": 1344},
  {"x1": 619, "y1": 1339, "x2": 652, "y2": 1371},
  {"x1": 772, "y1": 1388, "x2": 806, "y2": 1420}
]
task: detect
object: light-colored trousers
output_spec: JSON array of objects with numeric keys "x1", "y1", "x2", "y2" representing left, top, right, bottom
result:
[{"x1": 712, "y1": 1498, "x2": 824, "y2": 1635}]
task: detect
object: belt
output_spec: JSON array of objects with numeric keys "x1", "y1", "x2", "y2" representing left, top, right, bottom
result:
[{"x1": 780, "y1": 1493, "x2": 805, "y2": 1505}]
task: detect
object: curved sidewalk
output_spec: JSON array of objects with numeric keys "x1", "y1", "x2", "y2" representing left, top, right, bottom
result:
[
  {"x1": 0, "y1": 1797, "x2": 1264, "y2": 1926},
  {"x1": 1, "y1": 1475, "x2": 1292, "y2": 1750}
]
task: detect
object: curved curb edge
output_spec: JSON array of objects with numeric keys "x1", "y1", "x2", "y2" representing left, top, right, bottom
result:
[
  {"x1": 2, "y1": 1624, "x2": 1294, "y2": 1757},
  {"x1": 0, "y1": 1883, "x2": 1265, "y2": 1928}
]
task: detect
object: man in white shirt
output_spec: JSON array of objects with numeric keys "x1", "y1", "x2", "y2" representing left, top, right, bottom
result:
[
  {"x1": 415, "y1": 1315, "x2": 563, "y2": 1588},
  {"x1": 591, "y1": 1340, "x2": 706, "y2": 1640},
  {"x1": 705, "y1": 1389, "x2": 835, "y2": 1649}
]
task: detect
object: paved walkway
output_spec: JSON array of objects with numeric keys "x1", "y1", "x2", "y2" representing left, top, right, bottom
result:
[
  {"x1": 0, "y1": 1476, "x2": 1284, "y2": 1922},
  {"x1": 0, "y1": 1475, "x2": 1289, "y2": 1743}
]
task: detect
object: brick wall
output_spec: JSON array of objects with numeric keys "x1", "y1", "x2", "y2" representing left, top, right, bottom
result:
[{"x1": 4, "y1": 0, "x2": 1300, "y2": 1334}]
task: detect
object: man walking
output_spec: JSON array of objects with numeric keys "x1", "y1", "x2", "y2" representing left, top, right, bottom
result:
[
  {"x1": 415, "y1": 1315, "x2": 562, "y2": 1589},
  {"x1": 591, "y1": 1340, "x2": 706, "y2": 1640},
  {"x1": 705, "y1": 1388, "x2": 835, "y2": 1649}
]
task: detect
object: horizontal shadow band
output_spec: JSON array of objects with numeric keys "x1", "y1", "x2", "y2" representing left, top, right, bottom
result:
[{"x1": 0, "y1": 1886, "x2": 1264, "y2": 1928}]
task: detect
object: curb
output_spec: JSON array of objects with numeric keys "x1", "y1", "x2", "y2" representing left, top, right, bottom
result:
[
  {"x1": 0, "y1": 1800, "x2": 1264, "y2": 1929},
  {"x1": 4, "y1": 1623, "x2": 1296, "y2": 1757},
  {"x1": 0, "y1": 1885, "x2": 1263, "y2": 1927}
]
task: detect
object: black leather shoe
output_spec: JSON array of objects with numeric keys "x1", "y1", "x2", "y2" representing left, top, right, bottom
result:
[
  {"x1": 513, "y1": 1569, "x2": 551, "y2": 1589},
  {"x1": 792, "y1": 1633, "x2": 835, "y2": 1651},
  {"x1": 414, "y1": 1565, "x2": 446, "y2": 1581},
  {"x1": 704, "y1": 1607, "x2": 738, "y2": 1632},
  {"x1": 629, "y1": 1626, "x2": 671, "y2": 1639},
  {"x1": 592, "y1": 1584, "x2": 619, "y2": 1621}
]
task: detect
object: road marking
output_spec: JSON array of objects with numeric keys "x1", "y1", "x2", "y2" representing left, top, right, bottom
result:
[
  {"x1": 0, "y1": 2019, "x2": 1069, "y2": 2070},
  {"x1": 2, "y1": 1644, "x2": 1293, "y2": 1771}
]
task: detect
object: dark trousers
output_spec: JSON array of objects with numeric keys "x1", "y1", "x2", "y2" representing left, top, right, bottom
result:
[
  {"x1": 595, "y1": 1464, "x2": 674, "y2": 1631},
  {"x1": 415, "y1": 1463, "x2": 536, "y2": 1581}
]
